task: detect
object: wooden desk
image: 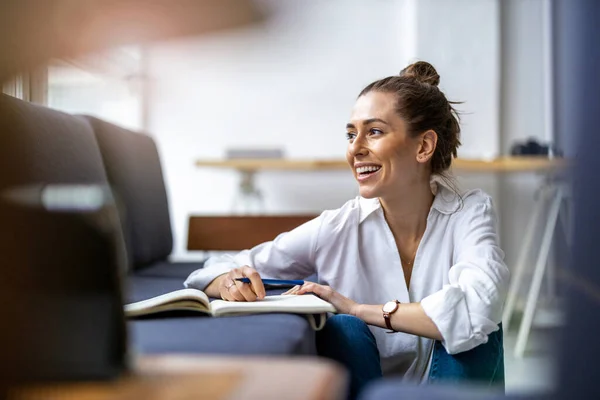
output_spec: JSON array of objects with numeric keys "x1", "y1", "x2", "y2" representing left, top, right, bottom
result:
[
  {"x1": 188, "y1": 215, "x2": 318, "y2": 250},
  {"x1": 195, "y1": 156, "x2": 567, "y2": 173},
  {"x1": 10, "y1": 355, "x2": 347, "y2": 400}
]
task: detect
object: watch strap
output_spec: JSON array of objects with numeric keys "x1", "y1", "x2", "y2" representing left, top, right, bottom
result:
[
  {"x1": 384, "y1": 313, "x2": 394, "y2": 331},
  {"x1": 383, "y1": 300, "x2": 400, "y2": 333}
]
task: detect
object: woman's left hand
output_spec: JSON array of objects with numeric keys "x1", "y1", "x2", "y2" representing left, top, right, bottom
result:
[{"x1": 283, "y1": 282, "x2": 360, "y2": 316}]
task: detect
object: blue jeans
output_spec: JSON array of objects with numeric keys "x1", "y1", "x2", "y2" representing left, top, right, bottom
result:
[
  {"x1": 428, "y1": 324, "x2": 505, "y2": 389},
  {"x1": 316, "y1": 315, "x2": 504, "y2": 400}
]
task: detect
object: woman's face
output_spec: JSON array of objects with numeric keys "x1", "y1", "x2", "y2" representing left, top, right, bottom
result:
[{"x1": 345, "y1": 91, "x2": 431, "y2": 200}]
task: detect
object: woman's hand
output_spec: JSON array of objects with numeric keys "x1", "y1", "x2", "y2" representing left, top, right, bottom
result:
[
  {"x1": 218, "y1": 266, "x2": 266, "y2": 302},
  {"x1": 283, "y1": 282, "x2": 360, "y2": 315}
]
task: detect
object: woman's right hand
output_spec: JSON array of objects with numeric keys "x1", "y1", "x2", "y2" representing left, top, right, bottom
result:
[{"x1": 217, "y1": 266, "x2": 266, "y2": 302}]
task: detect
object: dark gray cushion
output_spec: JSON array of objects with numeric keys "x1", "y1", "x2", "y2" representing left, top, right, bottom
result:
[
  {"x1": 132, "y1": 261, "x2": 204, "y2": 280},
  {"x1": 127, "y1": 276, "x2": 317, "y2": 355},
  {"x1": 84, "y1": 116, "x2": 173, "y2": 269},
  {"x1": 0, "y1": 94, "x2": 108, "y2": 190}
]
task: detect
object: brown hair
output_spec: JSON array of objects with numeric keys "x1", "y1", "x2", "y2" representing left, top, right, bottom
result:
[{"x1": 358, "y1": 61, "x2": 461, "y2": 175}]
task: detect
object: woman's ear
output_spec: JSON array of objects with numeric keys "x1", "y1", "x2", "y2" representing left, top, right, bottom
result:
[{"x1": 416, "y1": 130, "x2": 437, "y2": 164}]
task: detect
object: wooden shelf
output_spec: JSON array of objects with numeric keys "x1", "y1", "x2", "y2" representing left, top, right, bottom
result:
[{"x1": 195, "y1": 156, "x2": 567, "y2": 173}]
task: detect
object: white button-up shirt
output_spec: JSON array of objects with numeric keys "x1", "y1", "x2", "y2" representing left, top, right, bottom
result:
[{"x1": 184, "y1": 181, "x2": 509, "y2": 382}]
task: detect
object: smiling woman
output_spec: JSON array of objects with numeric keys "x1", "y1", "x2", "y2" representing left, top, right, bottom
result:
[
  {"x1": 346, "y1": 61, "x2": 461, "y2": 200},
  {"x1": 185, "y1": 61, "x2": 509, "y2": 400}
]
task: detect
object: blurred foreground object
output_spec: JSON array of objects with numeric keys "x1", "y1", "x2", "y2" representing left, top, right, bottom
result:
[
  {"x1": 0, "y1": 0, "x2": 264, "y2": 82},
  {"x1": 8, "y1": 355, "x2": 347, "y2": 400},
  {"x1": 555, "y1": 0, "x2": 600, "y2": 398},
  {"x1": 0, "y1": 94, "x2": 129, "y2": 392},
  {"x1": 0, "y1": 184, "x2": 128, "y2": 386}
]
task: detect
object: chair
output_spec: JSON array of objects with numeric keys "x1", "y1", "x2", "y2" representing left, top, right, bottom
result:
[
  {"x1": 84, "y1": 116, "x2": 202, "y2": 280},
  {"x1": 0, "y1": 94, "x2": 127, "y2": 383}
]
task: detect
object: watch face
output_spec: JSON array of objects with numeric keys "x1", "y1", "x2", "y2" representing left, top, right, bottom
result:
[{"x1": 383, "y1": 301, "x2": 398, "y2": 313}]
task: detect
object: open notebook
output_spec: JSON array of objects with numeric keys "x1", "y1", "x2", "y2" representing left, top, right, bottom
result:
[{"x1": 124, "y1": 288, "x2": 336, "y2": 331}]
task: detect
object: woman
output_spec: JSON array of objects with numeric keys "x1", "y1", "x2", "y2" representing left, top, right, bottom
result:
[{"x1": 185, "y1": 61, "x2": 510, "y2": 398}]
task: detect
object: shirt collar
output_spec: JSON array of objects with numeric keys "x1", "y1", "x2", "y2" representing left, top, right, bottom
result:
[{"x1": 358, "y1": 175, "x2": 462, "y2": 223}]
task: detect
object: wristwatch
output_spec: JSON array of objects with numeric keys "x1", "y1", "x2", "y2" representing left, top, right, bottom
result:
[{"x1": 382, "y1": 300, "x2": 401, "y2": 333}]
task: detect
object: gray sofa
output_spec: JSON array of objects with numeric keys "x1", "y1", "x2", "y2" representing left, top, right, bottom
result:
[{"x1": 0, "y1": 94, "x2": 317, "y2": 359}]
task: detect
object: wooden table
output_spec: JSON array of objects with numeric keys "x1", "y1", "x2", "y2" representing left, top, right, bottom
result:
[
  {"x1": 9, "y1": 355, "x2": 347, "y2": 400},
  {"x1": 188, "y1": 214, "x2": 318, "y2": 250}
]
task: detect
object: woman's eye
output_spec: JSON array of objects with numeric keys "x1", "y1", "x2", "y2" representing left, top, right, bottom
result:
[
  {"x1": 346, "y1": 132, "x2": 356, "y2": 140},
  {"x1": 370, "y1": 128, "x2": 383, "y2": 136}
]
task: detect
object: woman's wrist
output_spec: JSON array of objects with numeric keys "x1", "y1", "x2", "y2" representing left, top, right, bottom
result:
[
  {"x1": 350, "y1": 303, "x2": 364, "y2": 318},
  {"x1": 205, "y1": 274, "x2": 227, "y2": 297}
]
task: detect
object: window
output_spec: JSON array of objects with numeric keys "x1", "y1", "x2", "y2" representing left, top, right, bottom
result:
[{"x1": 47, "y1": 46, "x2": 144, "y2": 131}]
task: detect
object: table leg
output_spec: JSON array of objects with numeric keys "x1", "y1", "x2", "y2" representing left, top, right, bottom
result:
[
  {"x1": 545, "y1": 184, "x2": 571, "y2": 308},
  {"x1": 230, "y1": 170, "x2": 265, "y2": 214},
  {"x1": 502, "y1": 184, "x2": 550, "y2": 331},
  {"x1": 514, "y1": 186, "x2": 564, "y2": 358}
]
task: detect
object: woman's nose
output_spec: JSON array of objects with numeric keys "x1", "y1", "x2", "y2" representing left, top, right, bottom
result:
[{"x1": 349, "y1": 135, "x2": 368, "y2": 157}]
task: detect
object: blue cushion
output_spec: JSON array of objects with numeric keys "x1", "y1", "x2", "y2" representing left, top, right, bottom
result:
[
  {"x1": 132, "y1": 261, "x2": 205, "y2": 280},
  {"x1": 126, "y1": 276, "x2": 186, "y2": 303},
  {"x1": 127, "y1": 276, "x2": 317, "y2": 356}
]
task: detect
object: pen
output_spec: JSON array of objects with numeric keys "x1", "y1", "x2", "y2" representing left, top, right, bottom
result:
[{"x1": 235, "y1": 278, "x2": 305, "y2": 286}]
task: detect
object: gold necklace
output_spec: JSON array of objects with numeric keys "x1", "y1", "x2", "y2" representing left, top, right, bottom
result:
[{"x1": 401, "y1": 248, "x2": 418, "y2": 266}]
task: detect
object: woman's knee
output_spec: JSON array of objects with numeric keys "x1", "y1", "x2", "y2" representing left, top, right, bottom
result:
[
  {"x1": 319, "y1": 314, "x2": 376, "y2": 345},
  {"x1": 325, "y1": 314, "x2": 368, "y2": 331},
  {"x1": 317, "y1": 314, "x2": 383, "y2": 397}
]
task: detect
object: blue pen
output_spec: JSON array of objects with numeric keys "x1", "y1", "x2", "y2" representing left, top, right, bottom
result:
[{"x1": 235, "y1": 278, "x2": 305, "y2": 286}]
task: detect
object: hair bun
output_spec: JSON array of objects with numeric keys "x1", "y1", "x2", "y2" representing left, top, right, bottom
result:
[{"x1": 400, "y1": 61, "x2": 440, "y2": 87}]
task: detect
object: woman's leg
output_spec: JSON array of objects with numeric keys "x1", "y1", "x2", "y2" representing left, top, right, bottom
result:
[
  {"x1": 428, "y1": 324, "x2": 505, "y2": 390},
  {"x1": 316, "y1": 314, "x2": 383, "y2": 400}
]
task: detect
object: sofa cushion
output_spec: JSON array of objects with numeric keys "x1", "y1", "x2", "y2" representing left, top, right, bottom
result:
[
  {"x1": 0, "y1": 94, "x2": 108, "y2": 189},
  {"x1": 129, "y1": 312, "x2": 316, "y2": 356},
  {"x1": 132, "y1": 261, "x2": 205, "y2": 280},
  {"x1": 126, "y1": 276, "x2": 186, "y2": 303},
  {"x1": 84, "y1": 116, "x2": 173, "y2": 269},
  {"x1": 127, "y1": 275, "x2": 317, "y2": 356}
]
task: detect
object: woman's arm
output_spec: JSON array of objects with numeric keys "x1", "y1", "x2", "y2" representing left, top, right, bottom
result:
[
  {"x1": 292, "y1": 197, "x2": 508, "y2": 353},
  {"x1": 184, "y1": 215, "x2": 323, "y2": 300},
  {"x1": 289, "y1": 283, "x2": 442, "y2": 340},
  {"x1": 419, "y1": 197, "x2": 509, "y2": 354},
  {"x1": 353, "y1": 303, "x2": 442, "y2": 340}
]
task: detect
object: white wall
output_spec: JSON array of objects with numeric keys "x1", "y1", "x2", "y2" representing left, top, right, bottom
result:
[
  {"x1": 144, "y1": 0, "x2": 503, "y2": 260},
  {"x1": 413, "y1": 0, "x2": 501, "y2": 159},
  {"x1": 407, "y1": 0, "x2": 502, "y2": 242},
  {"x1": 498, "y1": 0, "x2": 548, "y2": 269}
]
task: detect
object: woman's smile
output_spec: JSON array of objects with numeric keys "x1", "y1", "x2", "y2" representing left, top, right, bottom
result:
[{"x1": 355, "y1": 163, "x2": 382, "y2": 182}]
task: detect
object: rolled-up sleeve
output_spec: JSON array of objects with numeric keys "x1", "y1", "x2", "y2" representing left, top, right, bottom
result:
[
  {"x1": 420, "y1": 198, "x2": 510, "y2": 354},
  {"x1": 184, "y1": 215, "x2": 323, "y2": 290}
]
